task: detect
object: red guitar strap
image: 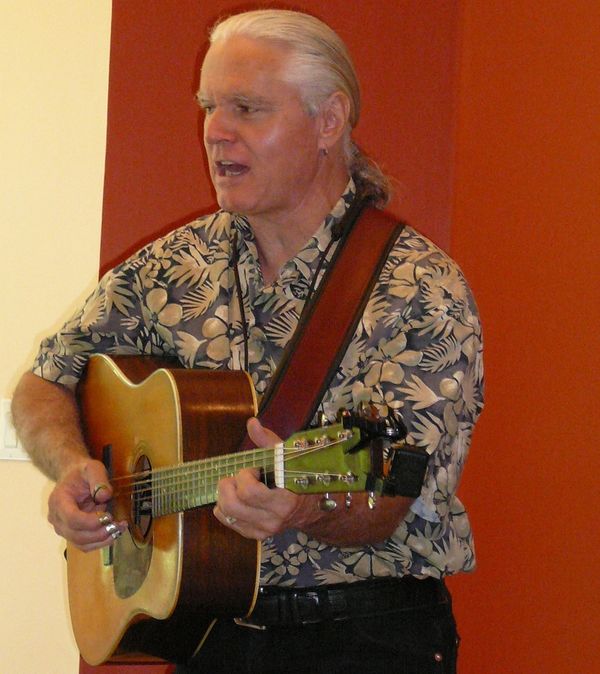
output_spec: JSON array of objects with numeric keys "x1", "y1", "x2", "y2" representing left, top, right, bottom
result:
[{"x1": 240, "y1": 201, "x2": 404, "y2": 448}]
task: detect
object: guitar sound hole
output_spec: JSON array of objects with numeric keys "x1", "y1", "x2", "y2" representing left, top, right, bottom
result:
[{"x1": 132, "y1": 455, "x2": 153, "y2": 542}]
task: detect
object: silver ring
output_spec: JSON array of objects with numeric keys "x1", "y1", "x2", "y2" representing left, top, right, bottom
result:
[
  {"x1": 225, "y1": 515, "x2": 237, "y2": 525},
  {"x1": 105, "y1": 522, "x2": 119, "y2": 537}
]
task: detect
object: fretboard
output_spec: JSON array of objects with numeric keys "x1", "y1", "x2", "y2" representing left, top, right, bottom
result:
[{"x1": 148, "y1": 447, "x2": 276, "y2": 518}]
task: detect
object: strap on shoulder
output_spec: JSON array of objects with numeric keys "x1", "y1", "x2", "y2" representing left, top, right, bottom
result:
[{"x1": 240, "y1": 204, "x2": 404, "y2": 447}]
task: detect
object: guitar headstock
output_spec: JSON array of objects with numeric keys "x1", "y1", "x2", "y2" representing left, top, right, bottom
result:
[
  {"x1": 278, "y1": 408, "x2": 428, "y2": 499},
  {"x1": 279, "y1": 423, "x2": 371, "y2": 495}
]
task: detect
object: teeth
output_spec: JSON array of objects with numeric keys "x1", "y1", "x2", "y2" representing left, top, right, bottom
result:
[{"x1": 217, "y1": 160, "x2": 245, "y2": 177}]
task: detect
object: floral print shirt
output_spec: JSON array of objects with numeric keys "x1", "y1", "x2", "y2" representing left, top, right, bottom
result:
[{"x1": 33, "y1": 181, "x2": 484, "y2": 586}]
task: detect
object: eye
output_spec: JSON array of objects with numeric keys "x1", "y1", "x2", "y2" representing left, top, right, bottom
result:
[
  {"x1": 236, "y1": 103, "x2": 257, "y2": 115},
  {"x1": 196, "y1": 96, "x2": 214, "y2": 114}
]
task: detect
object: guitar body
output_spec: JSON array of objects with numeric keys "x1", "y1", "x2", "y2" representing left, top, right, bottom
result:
[
  {"x1": 66, "y1": 355, "x2": 400, "y2": 665},
  {"x1": 68, "y1": 355, "x2": 260, "y2": 665}
]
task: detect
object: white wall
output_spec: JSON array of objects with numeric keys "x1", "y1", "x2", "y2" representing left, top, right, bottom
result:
[{"x1": 0, "y1": 2, "x2": 111, "y2": 672}]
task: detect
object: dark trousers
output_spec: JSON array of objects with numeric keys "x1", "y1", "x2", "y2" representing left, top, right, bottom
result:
[{"x1": 176, "y1": 581, "x2": 459, "y2": 674}]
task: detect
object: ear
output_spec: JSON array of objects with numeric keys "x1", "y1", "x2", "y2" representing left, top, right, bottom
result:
[{"x1": 317, "y1": 91, "x2": 351, "y2": 152}]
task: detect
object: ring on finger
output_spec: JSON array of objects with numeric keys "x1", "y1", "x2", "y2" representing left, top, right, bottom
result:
[
  {"x1": 105, "y1": 522, "x2": 121, "y2": 539},
  {"x1": 225, "y1": 515, "x2": 237, "y2": 525},
  {"x1": 97, "y1": 512, "x2": 112, "y2": 526}
]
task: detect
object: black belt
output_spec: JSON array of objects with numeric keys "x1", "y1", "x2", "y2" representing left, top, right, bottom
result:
[{"x1": 240, "y1": 576, "x2": 449, "y2": 629}]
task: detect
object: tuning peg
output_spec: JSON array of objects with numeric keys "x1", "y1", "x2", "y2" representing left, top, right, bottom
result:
[
  {"x1": 367, "y1": 491, "x2": 376, "y2": 510},
  {"x1": 318, "y1": 493, "x2": 337, "y2": 512},
  {"x1": 345, "y1": 492, "x2": 352, "y2": 509}
]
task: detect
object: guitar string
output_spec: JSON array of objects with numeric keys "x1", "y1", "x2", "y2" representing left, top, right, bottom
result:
[
  {"x1": 109, "y1": 446, "x2": 275, "y2": 488},
  {"x1": 111, "y1": 440, "x2": 344, "y2": 498},
  {"x1": 127, "y1": 468, "x2": 355, "y2": 516},
  {"x1": 127, "y1": 466, "x2": 348, "y2": 504},
  {"x1": 110, "y1": 439, "x2": 351, "y2": 505},
  {"x1": 135, "y1": 468, "x2": 355, "y2": 516},
  {"x1": 113, "y1": 456, "x2": 356, "y2": 516},
  {"x1": 108, "y1": 436, "x2": 348, "y2": 490}
]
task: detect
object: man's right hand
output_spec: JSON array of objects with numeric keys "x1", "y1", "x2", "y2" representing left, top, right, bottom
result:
[
  {"x1": 48, "y1": 457, "x2": 128, "y2": 551},
  {"x1": 11, "y1": 371, "x2": 130, "y2": 551}
]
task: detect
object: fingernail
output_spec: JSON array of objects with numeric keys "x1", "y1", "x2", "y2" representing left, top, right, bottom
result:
[{"x1": 92, "y1": 482, "x2": 109, "y2": 502}]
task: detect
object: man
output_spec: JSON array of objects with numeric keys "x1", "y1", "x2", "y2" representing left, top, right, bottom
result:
[{"x1": 12, "y1": 9, "x2": 483, "y2": 674}]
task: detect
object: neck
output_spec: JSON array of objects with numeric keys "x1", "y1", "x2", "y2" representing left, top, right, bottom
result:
[{"x1": 251, "y1": 167, "x2": 350, "y2": 285}]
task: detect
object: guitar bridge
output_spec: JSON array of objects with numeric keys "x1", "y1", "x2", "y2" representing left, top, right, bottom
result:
[{"x1": 132, "y1": 456, "x2": 153, "y2": 540}]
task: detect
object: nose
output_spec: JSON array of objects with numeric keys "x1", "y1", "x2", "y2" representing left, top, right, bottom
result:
[{"x1": 204, "y1": 108, "x2": 236, "y2": 146}]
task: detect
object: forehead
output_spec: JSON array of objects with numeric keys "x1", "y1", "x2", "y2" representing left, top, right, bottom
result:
[{"x1": 199, "y1": 35, "x2": 295, "y2": 98}]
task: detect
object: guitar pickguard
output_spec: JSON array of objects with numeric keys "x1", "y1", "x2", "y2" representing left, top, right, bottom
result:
[{"x1": 113, "y1": 527, "x2": 152, "y2": 599}]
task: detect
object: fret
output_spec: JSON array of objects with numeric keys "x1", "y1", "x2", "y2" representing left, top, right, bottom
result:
[
  {"x1": 147, "y1": 447, "x2": 277, "y2": 518},
  {"x1": 138, "y1": 425, "x2": 366, "y2": 520}
]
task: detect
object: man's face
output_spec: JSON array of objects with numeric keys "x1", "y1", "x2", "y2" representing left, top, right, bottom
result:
[{"x1": 198, "y1": 36, "x2": 324, "y2": 225}]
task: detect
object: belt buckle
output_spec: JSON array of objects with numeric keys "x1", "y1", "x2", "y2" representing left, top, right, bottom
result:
[
  {"x1": 294, "y1": 589, "x2": 324, "y2": 626},
  {"x1": 293, "y1": 587, "x2": 337, "y2": 626}
]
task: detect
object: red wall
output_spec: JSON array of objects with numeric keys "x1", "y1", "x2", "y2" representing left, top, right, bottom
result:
[
  {"x1": 85, "y1": 1, "x2": 600, "y2": 673},
  {"x1": 99, "y1": 0, "x2": 460, "y2": 272},
  {"x1": 448, "y1": 1, "x2": 600, "y2": 672}
]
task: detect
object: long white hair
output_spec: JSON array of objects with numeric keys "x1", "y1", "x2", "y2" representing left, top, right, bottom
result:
[{"x1": 209, "y1": 9, "x2": 391, "y2": 206}]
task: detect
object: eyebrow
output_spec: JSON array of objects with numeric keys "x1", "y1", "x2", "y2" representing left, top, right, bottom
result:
[{"x1": 195, "y1": 92, "x2": 274, "y2": 108}]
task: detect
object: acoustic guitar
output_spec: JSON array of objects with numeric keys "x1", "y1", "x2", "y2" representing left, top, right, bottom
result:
[{"x1": 68, "y1": 354, "x2": 398, "y2": 665}]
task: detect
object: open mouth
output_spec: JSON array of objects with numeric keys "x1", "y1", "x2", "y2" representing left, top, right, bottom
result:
[{"x1": 215, "y1": 160, "x2": 249, "y2": 177}]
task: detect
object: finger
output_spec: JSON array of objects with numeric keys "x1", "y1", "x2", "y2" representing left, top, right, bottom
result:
[
  {"x1": 77, "y1": 536, "x2": 122, "y2": 553},
  {"x1": 49, "y1": 486, "x2": 108, "y2": 532},
  {"x1": 246, "y1": 417, "x2": 282, "y2": 448},
  {"x1": 213, "y1": 504, "x2": 239, "y2": 528},
  {"x1": 50, "y1": 503, "x2": 127, "y2": 537},
  {"x1": 218, "y1": 469, "x2": 292, "y2": 517},
  {"x1": 56, "y1": 458, "x2": 112, "y2": 512},
  {"x1": 213, "y1": 475, "x2": 253, "y2": 526},
  {"x1": 81, "y1": 460, "x2": 113, "y2": 503},
  {"x1": 213, "y1": 504, "x2": 270, "y2": 540},
  {"x1": 234, "y1": 468, "x2": 272, "y2": 503},
  {"x1": 216, "y1": 475, "x2": 297, "y2": 538},
  {"x1": 56, "y1": 516, "x2": 127, "y2": 549},
  {"x1": 213, "y1": 503, "x2": 278, "y2": 541},
  {"x1": 48, "y1": 485, "x2": 128, "y2": 543},
  {"x1": 216, "y1": 471, "x2": 266, "y2": 513},
  {"x1": 73, "y1": 525, "x2": 127, "y2": 552}
]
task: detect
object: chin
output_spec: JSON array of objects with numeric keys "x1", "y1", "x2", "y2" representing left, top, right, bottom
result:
[
  {"x1": 215, "y1": 192, "x2": 261, "y2": 218},
  {"x1": 213, "y1": 185, "x2": 240, "y2": 208},
  {"x1": 217, "y1": 199, "x2": 251, "y2": 216}
]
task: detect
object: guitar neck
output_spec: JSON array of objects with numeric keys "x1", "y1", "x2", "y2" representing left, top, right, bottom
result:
[
  {"x1": 148, "y1": 446, "x2": 276, "y2": 518},
  {"x1": 126, "y1": 423, "x2": 366, "y2": 520}
]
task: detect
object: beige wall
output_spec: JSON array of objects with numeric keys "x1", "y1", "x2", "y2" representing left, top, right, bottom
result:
[{"x1": 0, "y1": 2, "x2": 111, "y2": 672}]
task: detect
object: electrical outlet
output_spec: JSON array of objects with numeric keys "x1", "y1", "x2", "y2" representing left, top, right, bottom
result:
[{"x1": 1, "y1": 398, "x2": 29, "y2": 460}]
